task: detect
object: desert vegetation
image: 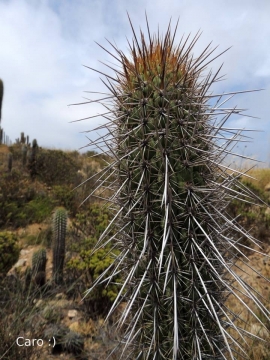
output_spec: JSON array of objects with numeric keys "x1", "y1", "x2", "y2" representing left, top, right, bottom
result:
[{"x1": 0, "y1": 140, "x2": 269, "y2": 359}]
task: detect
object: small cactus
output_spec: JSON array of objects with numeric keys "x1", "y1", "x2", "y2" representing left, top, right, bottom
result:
[
  {"x1": 24, "y1": 266, "x2": 32, "y2": 291},
  {"x1": 44, "y1": 324, "x2": 68, "y2": 354},
  {"x1": 32, "y1": 248, "x2": 47, "y2": 286},
  {"x1": 61, "y1": 330, "x2": 84, "y2": 355},
  {"x1": 52, "y1": 207, "x2": 68, "y2": 284}
]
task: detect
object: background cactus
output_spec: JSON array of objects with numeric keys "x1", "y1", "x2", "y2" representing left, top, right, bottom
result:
[
  {"x1": 0, "y1": 78, "x2": 3, "y2": 122},
  {"x1": 31, "y1": 248, "x2": 47, "y2": 286},
  {"x1": 52, "y1": 207, "x2": 67, "y2": 284},
  {"x1": 24, "y1": 266, "x2": 32, "y2": 292},
  {"x1": 20, "y1": 132, "x2": 26, "y2": 144},
  {"x1": 7, "y1": 153, "x2": 12, "y2": 172},
  {"x1": 61, "y1": 330, "x2": 84, "y2": 355},
  {"x1": 27, "y1": 138, "x2": 39, "y2": 179},
  {"x1": 82, "y1": 16, "x2": 270, "y2": 359},
  {"x1": 21, "y1": 144, "x2": 27, "y2": 167}
]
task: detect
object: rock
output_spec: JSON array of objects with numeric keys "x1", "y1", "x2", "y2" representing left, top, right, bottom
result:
[
  {"x1": 55, "y1": 292, "x2": 67, "y2": 300},
  {"x1": 68, "y1": 309, "x2": 78, "y2": 319},
  {"x1": 34, "y1": 299, "x2": 44, "y2": 307},
  {"x1": 14, "y1": 259, "x2": 27, "y2": 268},
  {"x1": 20, "y1": 249, "x2": 30, "y2": 255},
  {"x1": 69, "y1": 321, "x2": 80, "y2": 332}
]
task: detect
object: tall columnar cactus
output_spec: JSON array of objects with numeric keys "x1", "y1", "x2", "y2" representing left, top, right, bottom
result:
[
  {"x1": 27, "y1": 139, "x2": 38, "y2": 179},
  {"x1": 20, "y1": 132, "x2": 26, "y2": 144},
  {"x1": 81, "y1": 16, "x2": 270, "y2": 359},
  {"x1": 21, "y1": 144, "x2": 27, "y2": 167},
  {"x1": 7, "y1": 153, "x2": 12, "y2": 172},
  {"x1": 0, "y1": 78, "x2": 3, "y2": 122},
  {"x1": 52, "y1": 207, "x2": 67, "y2": 284}
]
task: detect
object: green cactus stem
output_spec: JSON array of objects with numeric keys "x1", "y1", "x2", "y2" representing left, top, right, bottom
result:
[
  {"x1": 0, "y1": 78, "x2": 3, "y2": 122},
  {"x1": 32, "y1": 248, "x2": 47, "y2": 286},
  {"x1": 21, "y1": 144, "x2": 27, "y2": 167},
  {"x1": 52, "y1": 207, "x2": 67, "y2": 284},
  {"x1": 61, "y1": 330, "x2": 84, "y2": 355},
  {"x1": 7, "y1": 153, "x2": 12, "y2": 172},
  {"x1": 80, "y1": 15, "x2": 270, "y2": 360},
  {"x1": 20, "y1": 132, "x2": 26, "y2": 144}
]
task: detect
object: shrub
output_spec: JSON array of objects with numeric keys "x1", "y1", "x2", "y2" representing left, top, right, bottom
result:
[
  {"x1": 35, "y1": 149, "x2": 81, "y2": 186},
  {"x1": 0, "y1": 231, "x2": 20, "y2": 274}
]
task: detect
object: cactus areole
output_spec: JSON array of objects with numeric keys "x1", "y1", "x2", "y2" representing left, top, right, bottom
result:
[{"x1": 80, "y1": 15, "x2": 270, "y2": 360}]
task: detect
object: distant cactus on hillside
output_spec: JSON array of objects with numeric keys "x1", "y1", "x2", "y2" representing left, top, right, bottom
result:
[
  {"x1": 52, "y1": 207, "x2": 68, "y2": 284},
  {"x1": 32, "y1": 248, "x2": 47, "y2": 287},
  {"x1": 0, "y1": 78, "x2": 3, "y2": 122},
  {"x1": 7, "y1": 153, "x2": 12, "y2": 172}
]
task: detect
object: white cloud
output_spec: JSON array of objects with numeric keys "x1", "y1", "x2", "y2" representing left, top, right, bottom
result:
[{"x1": 0, "y1": 0, "x2": 269, "y2": 162}]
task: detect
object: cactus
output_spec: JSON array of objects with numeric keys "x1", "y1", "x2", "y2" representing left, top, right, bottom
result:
[
  {"x1": 0, "y1": 78, "x2": 3, "y2": 122},
  {"x1": 21, "y1": 144, "x2": 27, "y2": 167},
  {"x1": 0, "y1": 127, "x2": 3, "y2": 144},
  {"x1": 7, "y1": 153, "x2": 12, "y2": 172},
  {"x1": 24, "y1": 266, "x2": 32, "y2": 291},
  {"x1": 20, "y1": 132, "x2": 26, "y2": 144},
  {"x1": 61, "y1": 330, "x2": 84, "y2": 355},
  {"x1": 44, "y1": 324, "x2": 68, "y2": 354},
  {"x1": 27, "y1": 139, "x2": 38, "y2": 179},
  {"x1": 52, "y1": 207, "x2": 67, "y2": 284},
  {"x1": 31, "y1": 248, "x2": 47, "y2": 286},
  {"x1": 81, "y1": 16, "x2": 270, "y2": 359}
]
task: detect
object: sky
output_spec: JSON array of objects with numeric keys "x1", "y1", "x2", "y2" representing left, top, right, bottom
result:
[{"x1": 0, "y1": 0, "x2": 269, "y2": 165}]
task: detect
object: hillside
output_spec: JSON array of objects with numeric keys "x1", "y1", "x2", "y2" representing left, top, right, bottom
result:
[{"x1": 0, "y1": 142, "x2": 269, "y2": 359}]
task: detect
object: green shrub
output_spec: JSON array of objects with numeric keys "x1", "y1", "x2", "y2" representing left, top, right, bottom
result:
[
  {"x1": 0, "y1": 231, "x2": 20, "y2": 274},
  {"x1": 52, "y1": 185, "x2": 78, "y2": 214},
  {"x1": 24, "y1": 196, "x2": 54, "y2": 223},
  {"x1": 35, "y1": 149, "x2": 81, "y2": 186},
  {"x1": 66, "y1": 203, "x2": 121, "y2": 315}
]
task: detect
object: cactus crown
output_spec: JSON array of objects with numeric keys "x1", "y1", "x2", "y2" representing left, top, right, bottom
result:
[{"x1": 79, "y1": 15, "x2": 270, "y2": 360}]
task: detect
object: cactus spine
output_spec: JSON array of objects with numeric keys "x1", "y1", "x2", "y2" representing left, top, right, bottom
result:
[
  {"x1": 52, "y1": 207, "x2": 67, "y2": 284},
  {"x1": 82, "y1": 16, "x2": 270, "y2": 359}
]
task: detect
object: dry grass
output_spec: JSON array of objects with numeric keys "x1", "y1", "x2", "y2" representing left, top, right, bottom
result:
[
  {"x1": 243, "y1": 168, "x2": 270, "y2": 191},
  {"x1": 226, "y1": 245, "x2": 270, "y2": 359}
]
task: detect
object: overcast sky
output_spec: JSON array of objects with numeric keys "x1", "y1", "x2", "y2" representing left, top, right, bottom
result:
[{"x1": 0, "y1": 0, "x2": 269, "y2": 165}]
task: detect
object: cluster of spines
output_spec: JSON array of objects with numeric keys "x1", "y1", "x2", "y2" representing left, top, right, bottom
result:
[{"x1": 77, "y1": 14, "x2": 270, "y2": 360}]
